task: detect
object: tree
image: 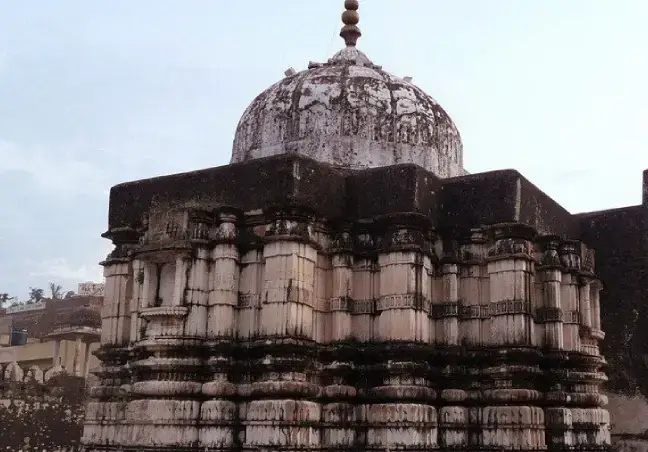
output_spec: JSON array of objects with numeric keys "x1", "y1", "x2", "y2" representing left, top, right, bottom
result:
[
  {"x1": 29, "y1": 287, "x2": 44, "y2": 303},
  {"x1": 64, "y1": 291, "x2": 75, "y2": 299},
  {"x1": 0, "y1": 293, "x2": 16, "y2": 307},
  {"x1": 49, "y1": 283, "x2": 64, "y2": 300}
]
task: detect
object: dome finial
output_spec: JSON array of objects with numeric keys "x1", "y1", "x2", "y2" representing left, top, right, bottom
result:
[{"x1": 340, "y1": 0, "x2": 361, "y2": 47}]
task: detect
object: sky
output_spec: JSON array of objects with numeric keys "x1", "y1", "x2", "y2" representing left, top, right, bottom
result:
[{"x1": 0, "y1": 0, "x2": 646, "y2": 299}]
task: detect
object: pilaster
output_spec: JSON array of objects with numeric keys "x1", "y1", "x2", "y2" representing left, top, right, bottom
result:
[
  {"x1": 240, "y1": 207, "x2": 321, "y2": 452},
  {"x1": 482, "y1": 224, "x2": 545, "y2": 451},
  {"x1": 201, "y1": 209, "x2": 241, "y2": 451},
  {"x1": 365, "y1": 214, "x2": 438, "y2": 452},
  {"x1": 321, "y1": 227, "x2": 357, "y2": 452}
]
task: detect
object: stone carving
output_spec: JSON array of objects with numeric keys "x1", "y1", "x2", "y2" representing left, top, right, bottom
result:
[{"x1": 85, "y1": 205, "x2": 611, "y2": 451}]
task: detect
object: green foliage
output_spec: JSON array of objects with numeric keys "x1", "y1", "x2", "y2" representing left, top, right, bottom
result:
[
  {"x1": 49, "y1": 283, "x2": 64, "y2": 299},
  {"x1": 28, "y1": 287, "x2": 44, "y2": 302}
]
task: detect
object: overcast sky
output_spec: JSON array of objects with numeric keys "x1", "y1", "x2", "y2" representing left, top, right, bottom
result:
[{"x1": 1, "y1": 0, "x2": 646, "y2": 299}]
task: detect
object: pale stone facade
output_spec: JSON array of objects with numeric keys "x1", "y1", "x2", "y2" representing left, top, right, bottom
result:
[
  {"x1": 84, "y1": 206, "x2": 611, "y2": 451},
  {"x1": 82, "y1": 2, "x2": 613, "y2": 451}
]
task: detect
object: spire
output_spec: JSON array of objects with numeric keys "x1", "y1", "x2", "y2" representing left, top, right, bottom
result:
[{"x1": 340, "y1": 0, "x2": 361, "y2": 47}]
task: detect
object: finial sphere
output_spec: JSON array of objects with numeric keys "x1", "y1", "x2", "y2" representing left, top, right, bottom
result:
[
  {"x1": 344, "y1": 0, "x2": 359, "y2": 10},
  {"x1": 340, "y1": 0, "x2": 361, "y2": 47},
  {"x1": 342, "y1": 10, "x2": 359, "y2": 26}
]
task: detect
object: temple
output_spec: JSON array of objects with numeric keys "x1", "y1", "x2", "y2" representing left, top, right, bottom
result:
[{"x1": 82, "y1": 2, "x2": 648, "y2": 451}]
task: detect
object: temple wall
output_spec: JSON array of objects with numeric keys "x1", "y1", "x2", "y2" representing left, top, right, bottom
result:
[
  {"x1": 572, "y1": 171, "x2": 648, "y2": 450},
  {"x1": 577, "y1": 175, "x2": 648, "y2": 442},
  {"x1": 82, "y1": 204, "x2": 612, "y2": 451}
]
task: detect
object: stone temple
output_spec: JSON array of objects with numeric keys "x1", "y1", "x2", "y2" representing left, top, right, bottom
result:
[{"x1": 83, "y1": 2, "x2": 648, "y2": 451}]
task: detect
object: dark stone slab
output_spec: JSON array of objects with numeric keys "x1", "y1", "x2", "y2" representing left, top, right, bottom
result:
[{"x1": 106, "y1": 156, "x2": 576, "y2": 240}]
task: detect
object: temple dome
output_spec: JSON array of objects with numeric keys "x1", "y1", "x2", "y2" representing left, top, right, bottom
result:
[{"x1": 231, "y1": 46, "x2": 464, "y2": 178}]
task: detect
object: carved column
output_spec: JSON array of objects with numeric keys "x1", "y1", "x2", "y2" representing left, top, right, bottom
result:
[
  {"x1": 536, "y1": 237, "x2": 572, "y2": 451},
  {"x1": 482, "y1": 225, "x2": 544, "y2": 451},
  {"x1": 570, "y1": 249, "x2": 610, "y2": 452},
  {"x1": 121, "y1": 209, "x2": 205, "y2": 450},
  {"x1": 536, "y1": 237, "x2": 565, "y2": 351},
  {"x1": 440, "y1": 231, "x2": 488, "y2": 451},
  {"x1": 241, "y1": 207, "x2": 320, "y2": 452},
  {"x1": 129, "y1": 260, "x2": 144, "y2": 344},
  {"x1": 73, "y1": 336, "x2": 83, "y2": 376},
  {"x1": 351, "y1": 229, "x2": 376, "y2": 342},
  {"x1": 350, "y1": 227, "x2": 377, "y2": 451},
  {"x1": 82, "y1": 235, "x2": 136, "y2": 451},
  {"x1": 559, "y1": 241, "x2": 581, "y2": 353},
  {"x1": 458, "y1": 230, "x2": 488, "y2": 347},
  {"x1": 201, "y1": 210, "x2": 240, "y2": 451},
  {"x1": 434, "y1": 260, "x2": 460, "y2": 347},
  {"x1": 321, "y1": 228, "x2": 356, "y2": 452},
  {"x1": 53, "y1": 339, "x2": 61, "y2": 367},
  {"x1": 365, "y1": 215, "x2": 437, "y2": 452},
  {"x1": 82, "y1": 341, "x2": 93, "y2": 377},
  {"x1": 237, "y1": 227, "x2": 264, "y2": 340}
]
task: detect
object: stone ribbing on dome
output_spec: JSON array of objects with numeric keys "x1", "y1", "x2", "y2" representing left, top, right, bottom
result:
[{"x1": 231, "y1": 52, "x2": 464, "y2": 178}]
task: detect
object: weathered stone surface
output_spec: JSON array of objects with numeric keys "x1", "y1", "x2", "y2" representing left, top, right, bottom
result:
[
  {"x1": 80, "y1": 3, "x2": 647, "y2": 449},
  {"x1": 231, "y1": 47, "x2": 464, "y2": 178},
  {"x1": 0, "y1": 374, "x2": 85, "y2": 451},
  {"x1": 80, "y1": 152, "x2": 632, "y2": 451}
]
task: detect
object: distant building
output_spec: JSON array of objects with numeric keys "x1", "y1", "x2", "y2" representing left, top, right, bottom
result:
[
  {"x1": 77, "y1": 282, "x2": 105, "y2": 297},
  {"x1": 0, "y1": 296, "x2": 102, "y2": 377}
]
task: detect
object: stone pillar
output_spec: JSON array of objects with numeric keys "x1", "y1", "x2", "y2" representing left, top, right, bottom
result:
[
  {"x1": 570, "y1": 275, "x2": 610, "y2": 450},
  {"x1": 53, "y1": 339, "x2": 61, "y2": 366},
  {"x1": 72, "y1": 336, "x2": 82, "y2": 376},
  {"x1": 536, "y1": 237, "x2": 565, "y2": 350},
  {"x1": 241, "y1": 208, "x2": 320, "y2": 452},
  {"x1": 82, "y1": 341, "x2": 93, "y2": 377},
  {"x1": 121, "y1": 215, "x2": 202, "y2": 449},
  {"x1": 321, "y1": 229, "x2": 356, "y2": 452},
  {"x1": 129, "y1": 260, "x2": 144, "y2": 344},
  {"x1": 482, "y1": 225, "x2": 545, "y2": 451},
  {"x1": 200, "y1": 210, "x2": 240, "y2": 450},
  {"x1": 104, "y1": 258, "x2": 134, "y2": 347},
  {"x1": 591, "y1": 280, "x2": 602, "y2": 332},
  {"x1": 350, "y1": 230, "x2": 376, "y2": 343},
  {"x1": 434, "y1": 238, "x2": 471, "y2": 450},
  {"x1": 579, "y1": 279, "x2": 592, "y2": 330},
  {"x1": 458, "y1": 230, "x2": 488, "y2": 347},
  {"x1": 440, "y1": 232, "x2": 488, "y2": 451},
  {"x1": 82, "y1": 237, "x2": 137, "y2": 451},
  {"x1": 364, "y1": 215, "x2": 437, "y2": 452},
  {"x1": 434, "y1": 262, "x2": 459, "y2": 346},
  {"x1": 536, "y1": 237, "x2": 573, "y2": 450},
  {"x1": 329, "y1": 230, "x2": 353, "y2": 343},
  {"x1": 487, "y1": 226, "x2": 535, "y2": 347},
  {"x1": 237, "y1": 247, "x2": 263, "y2": 339},
  {"x1": 559, "y1": 241, "x2": 581, "y2": 353}
]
